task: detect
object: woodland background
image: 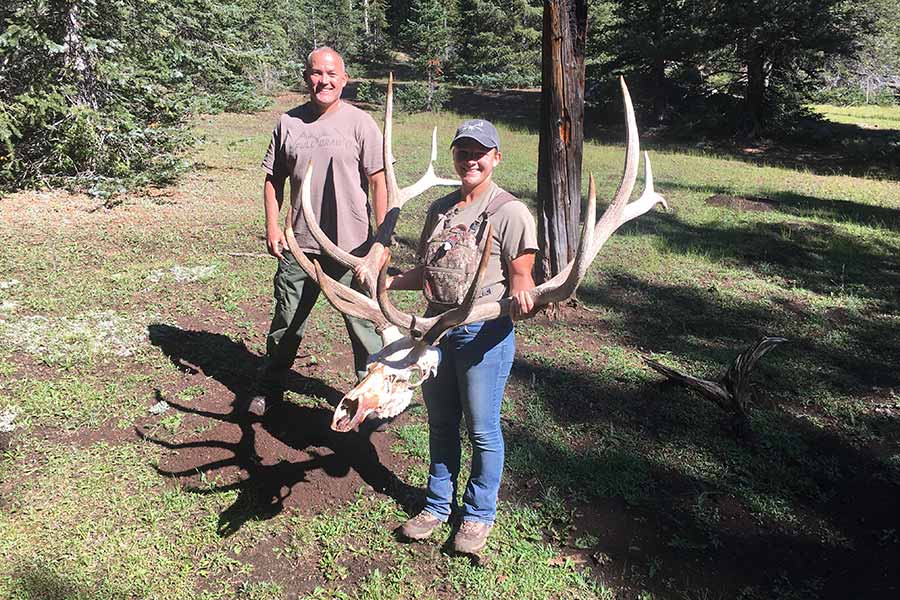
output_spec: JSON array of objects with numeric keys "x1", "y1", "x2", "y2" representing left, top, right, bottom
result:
[{"x1": 1, "y1": 0, "x2": 899, "y2": 198}]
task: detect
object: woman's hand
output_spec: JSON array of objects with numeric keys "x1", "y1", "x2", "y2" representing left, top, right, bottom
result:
[{"x1": 510, "y1": 289, "x2": 535, "y2": 321}]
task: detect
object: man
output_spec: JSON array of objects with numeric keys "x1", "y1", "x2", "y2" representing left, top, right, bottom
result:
[{"x1": 256, "y1": 46, "x2": 386, "y2": 420}]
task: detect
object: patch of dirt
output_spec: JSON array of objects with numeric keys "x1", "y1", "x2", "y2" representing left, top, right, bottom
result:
[
  {"x1": 705, "y1": 194, "x2": 777, "y2": 212},
  {"x1": 141, "y1": 315, "x2": 421, "y2": 524}
]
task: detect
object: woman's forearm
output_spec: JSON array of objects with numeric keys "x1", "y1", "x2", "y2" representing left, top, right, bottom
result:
[{"x1": 387, "y1": 265, "x2": 424, "y2": 290}]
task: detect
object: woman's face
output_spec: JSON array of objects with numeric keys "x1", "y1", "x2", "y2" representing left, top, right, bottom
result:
[{"x1": 452, "y1": 139, "x2": 501, "y2": 190}]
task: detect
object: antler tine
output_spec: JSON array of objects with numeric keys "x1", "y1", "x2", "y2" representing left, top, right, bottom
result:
[
  {"x1": 375, "y1": 248, "x2": 419, "y2": 333},
  {"x1": 297, "y1": 159, "x2": 363, "y2": 271},
  {"x1": 284, "y1": 203, "x2": 322, "y2": 282},
  {"x1": 284, "y1": 205, "x2": 388, "y2": 329},
  {"x1": 398, "y1": 127, "x2": 460, "y2": 202},
  {"x1": 625, "y1": 151, "x2": 668, "y2": 220},
  {"x1": 374, "y1": 72, "x2": 403, "y2": 243},
  {"x1": 421, "y1": 222, "x2": 494, "y2": 344},
  {"x1": 587, "y1": 76, "x2": 641, "y2": 257}
]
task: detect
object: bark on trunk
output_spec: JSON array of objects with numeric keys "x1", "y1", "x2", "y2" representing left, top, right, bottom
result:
[
  {"x1": 745, "y1": 41, "x2": 766, "y2": 135},
  {"x1": 64, "y1": 1, "x2": 97, "y2": 108},
  {"x1": 537, "y1": 0, "x2": 587, "y2": 285}
]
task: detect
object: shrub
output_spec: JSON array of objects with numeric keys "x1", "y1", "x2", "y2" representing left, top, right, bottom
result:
[
  {"x1": 395, "y1": 82, "x2": 449, "y2": 113},
  {"x1": 355, "y1": 80, "x2": 385, "y2": 106},
  {"x1": 0, "y1": 0, "x2": 306, "y2": 197}
]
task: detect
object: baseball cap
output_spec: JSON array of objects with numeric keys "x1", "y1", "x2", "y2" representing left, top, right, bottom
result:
[{"x1": 450, "y1": 119, "x2": 500, "y2": 151}]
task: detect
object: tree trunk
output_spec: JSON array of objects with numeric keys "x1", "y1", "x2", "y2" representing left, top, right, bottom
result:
[
  {"x1": 652, "y1": 55, "x2": 667, "y2": 124},
  {"x1": 537, "y1": 0, "x2": 587, "y2": 285},
  {"x1": 364, "y1": 0, "x2": 370, "y2": 35},
  {"x1": 745, "y1": 41, "x2": 766, "y2": 135},
  {"x1": 64, "y1": 1, "x2": 97, "y2": 108}
]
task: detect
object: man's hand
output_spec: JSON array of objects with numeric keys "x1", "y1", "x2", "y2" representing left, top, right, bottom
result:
[
  {"x1": 266, "y1": 225, "x2": 286, "y2": 259},
  {"x1": 510, "y1": 289, "x2": 536, "y2": 321}
]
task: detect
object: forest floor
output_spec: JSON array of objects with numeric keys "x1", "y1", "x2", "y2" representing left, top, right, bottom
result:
[{"x1": 1, "y1": 89, "x2": 899, "y2": 599}]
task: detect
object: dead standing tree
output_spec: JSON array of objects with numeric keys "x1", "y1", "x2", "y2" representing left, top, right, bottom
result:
[
  {"x1": 63, "y1": 1, "x2": 98, "y2": 109},
  {"x1": 537, "y1": 0, "x2": 588, "y2": 290}
]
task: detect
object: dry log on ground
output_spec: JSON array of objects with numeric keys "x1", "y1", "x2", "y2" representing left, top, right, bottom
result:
[{"x1": 645, "y1": 336, "x2": 787, "y2": 437}]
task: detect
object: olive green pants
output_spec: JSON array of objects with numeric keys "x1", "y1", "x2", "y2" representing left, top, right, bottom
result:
[{"x1": 266, "y1": 251, "x2": 382, "y2": 382}]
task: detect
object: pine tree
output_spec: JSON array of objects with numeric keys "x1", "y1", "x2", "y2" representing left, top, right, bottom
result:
[
  {"x1": 403, "y1": 0, "x2": 455, "y2": 109},
  {"x1": 454, "y1": 0, "x2": 542, "y2": 88}
]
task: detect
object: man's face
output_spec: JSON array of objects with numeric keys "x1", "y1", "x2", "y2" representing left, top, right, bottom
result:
[
  {"x1": 452, "y1": 139, "x2": 501, "y2": 189},
  {"x1": 305, "y1": 50, "x2": 348, "y2": 111}
]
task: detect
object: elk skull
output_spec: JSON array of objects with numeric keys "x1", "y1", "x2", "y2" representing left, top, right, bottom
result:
[{"x1": 330, "y1": 334, "x2": 441, "y2": 432}]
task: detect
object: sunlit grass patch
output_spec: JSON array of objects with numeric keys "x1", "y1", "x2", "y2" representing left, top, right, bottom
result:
[
  {"x1": 0, "y1": 309, "x2": 157, "y2": 367},
  {"x1": 1, "y1": 375, "x2": 146, "y2": 431},
  {"x1": 811, "y1": 103, "x2": 900, "y2": 130},
  {"x1": 0, "y1": 441, "x2": 243, "y2": 600}
]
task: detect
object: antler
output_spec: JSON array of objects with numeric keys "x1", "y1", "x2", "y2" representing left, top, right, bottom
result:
[
  {"x1": 373, "y1": 77, "x2": 668, "y2": 342},
  {"x1": 297, "y1": 73, "x2": 458, "y2": 294},
  {"x1": 282, "y1": 76, "x2": 667, "y2": 432}
]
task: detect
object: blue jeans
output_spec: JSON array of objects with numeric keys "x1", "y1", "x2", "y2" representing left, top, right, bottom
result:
[{"x1": 421, "y1": 317, "x2": 515, "y2": 524}]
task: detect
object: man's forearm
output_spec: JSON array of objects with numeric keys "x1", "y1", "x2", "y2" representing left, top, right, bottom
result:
[
  {"x1": 263, "y1": 177, "x2": 283, "y2": 229},
  {"x1": 369, "y1": 170, "x2": 388, "y2": 227}
]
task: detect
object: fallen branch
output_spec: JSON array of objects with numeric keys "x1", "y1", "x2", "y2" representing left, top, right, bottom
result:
[
  {"x1": 645, "y1": 336, "x2": 787, "y2": 437},
  {"x1": 227, "y1": 252, "x2": 272, "y2": 259}
]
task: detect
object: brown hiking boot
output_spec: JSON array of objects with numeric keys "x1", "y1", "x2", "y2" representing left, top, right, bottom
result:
[
  {"x1": 453, "y1": 520, "x2": 492, "y2": 554},
  {"x1": 400, "y1": 511, "x2": 443, "y2": 541}
]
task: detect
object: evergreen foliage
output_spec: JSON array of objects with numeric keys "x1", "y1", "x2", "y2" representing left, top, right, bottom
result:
[
  {"x1": 401, "y1": 0, "x2": 455, "y2": 110},
  {"x1": 453, "y1": 0, "x2": 543, "y2": 88},
  {"x1": 596, "y1": 0, "x2": 880, "y2": 134},
  {"x1": 816, "y1": 0, "x2": 900, "y2": 105},
  {"x1": 0, "y1": 0, "x2": 309, "y2": 196},
  {"x1": 0, "y1": 0, "x2": 897, "y2": 194}
]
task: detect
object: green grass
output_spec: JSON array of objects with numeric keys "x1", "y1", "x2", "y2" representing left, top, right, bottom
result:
[
  {"x1": 0, "y1": 441, "x2": 239, "y2": 599},
  {"x1": 811, "y1": 103, "x2": 900, "y2": 130},
  {"x1": 0, "y1": 87, "x2": 898, "y2": 599}
]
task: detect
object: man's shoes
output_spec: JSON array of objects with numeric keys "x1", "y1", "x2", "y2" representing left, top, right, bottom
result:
[
  {"x1": 248, "y1": 362, "x2": 289, "y2": 416},
  {"x1": 247, "y1": 391, "x2": 282, "y2": 416},
  {"x1": 453, "y1": 520, "x2": 492, "y2": 554},
  {"x1": 399, "y1": 511, "x2": 443, "y2": 541}
]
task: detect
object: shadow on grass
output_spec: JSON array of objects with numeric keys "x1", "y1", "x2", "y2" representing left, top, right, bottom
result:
[
  {"x1": 496, "y1": 195, "x2": 899, "y2": 595},
  {"x1": 503, "y1": 353, "x2": 900, "y2": 598},
  {"x1": 144, "y1": 324, "x2": 419, "y2": 536},
  {"x1": 7, "y1": 563, "x2": 145, "y2": 599},
  {"x1": 665, "y1": 180, "x2": 900, "y2": 233}
]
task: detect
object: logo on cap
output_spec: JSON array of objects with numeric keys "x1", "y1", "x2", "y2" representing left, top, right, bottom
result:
[{"x1": 451, "y1": 119, "x2": 500, "y2": 150}]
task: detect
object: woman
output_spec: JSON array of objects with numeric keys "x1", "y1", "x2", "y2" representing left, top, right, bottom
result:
[{"x1": 388, "y1": 119, "x2": 537, "y2": 554}]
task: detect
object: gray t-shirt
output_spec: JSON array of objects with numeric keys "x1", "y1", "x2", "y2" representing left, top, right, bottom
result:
[
  {"x1": 418, "y1": 183, "x2": 538, "y2": 308},
  {"x1": 261, "y1": 101, "x2": 384, "y2": 255}
]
